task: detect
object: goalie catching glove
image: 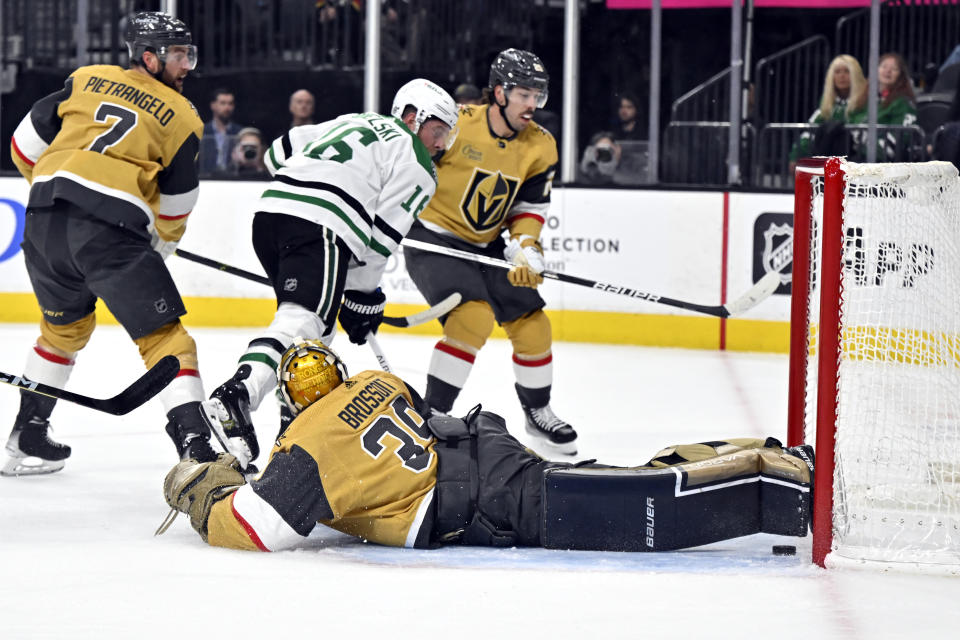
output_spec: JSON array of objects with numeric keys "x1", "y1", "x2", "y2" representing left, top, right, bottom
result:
[
  {"x1": 155, "y1": 453, "x2": 246, "y2": 541},
  {"x1": 504, "y1": 235, "x2": 545, "y2": 288},
  {"x1": 338, "y1": 288, "x2": 386, "y2": 345}
]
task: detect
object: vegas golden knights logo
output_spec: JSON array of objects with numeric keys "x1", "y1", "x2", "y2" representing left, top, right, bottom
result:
[{"x1": 459, "y1": 168, "x2": 520, "y2": 232}]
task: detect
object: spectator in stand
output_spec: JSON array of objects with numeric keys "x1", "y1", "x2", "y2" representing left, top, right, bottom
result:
[
  {"x1": 849, "y1": 52, "x2": 918, "y2": 161},
  {"x1": 229, "y1": 127, "x2": 267, "y2": 176},
  {"x1": 288, "y1": 89, "x2": 316, "y2": 128},
  {"x1": 932, "y1": 87, "x2": 960, "y2": 171},
  {"x1": 199, "y1": 88, "x2": 244, "y2": 175},
  {"x1": 611, "y1": 93, "x2": 643, "y2": 141},
  {"x1": 788, "y1": 54, "x2": 868, "y2": 169},
  {"x1": 453, "y1": 83, "x2": 483, "y2": 105},
  {"x1": 578, "y1": 131, "x2": 621, "y2": 185}
]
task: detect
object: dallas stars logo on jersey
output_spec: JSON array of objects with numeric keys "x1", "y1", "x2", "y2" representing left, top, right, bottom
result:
[{"x1": 460, "y1": 168, "x2": 520, "y2": 232}]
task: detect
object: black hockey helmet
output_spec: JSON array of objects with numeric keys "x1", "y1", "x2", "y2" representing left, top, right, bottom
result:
[
  {"x1": 124, "y1": 11, "x2": 196, "y2": 69},
  {"x1": 489, "y1": 48, "x2": 549, "y2": 104}
]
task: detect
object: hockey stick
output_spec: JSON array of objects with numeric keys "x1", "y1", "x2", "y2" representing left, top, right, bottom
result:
[
  {"x1": 366, "y1": 332, "x2": 392, "y2": 372},
  {"x1": 175, "y1": 248, "x2": 271, "y2": 285},
  {"x1": 174, "y1": 249, "x2": 461, "y2": 327},
  {"x1": 0, "y1": 355, "x2": 180, "y2": 416},
  {"x1": 401, "y1": 238, "x2": 782, "y2": 319}
]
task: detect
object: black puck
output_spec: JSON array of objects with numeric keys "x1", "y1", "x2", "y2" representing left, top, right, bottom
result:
[{"x1": 772, "y1": 545, "x2": 797, "y2": 556}]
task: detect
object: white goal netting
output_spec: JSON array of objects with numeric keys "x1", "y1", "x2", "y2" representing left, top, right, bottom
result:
[{"x1": 802, "y1": 161, "x2": 960, "y2": 570}]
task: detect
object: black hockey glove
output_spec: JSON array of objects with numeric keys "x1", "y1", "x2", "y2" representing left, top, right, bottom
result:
[{"x1": 339, "y1": 288, "x2": 386, "y2": 345}]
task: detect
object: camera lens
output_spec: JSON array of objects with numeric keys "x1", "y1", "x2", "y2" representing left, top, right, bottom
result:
[
  {"x1": 596, "y1": 148, "x2": 612, "y2": 163},
  {"x1": 242, "y1": 145, "x2": 257, "y2": 160}
]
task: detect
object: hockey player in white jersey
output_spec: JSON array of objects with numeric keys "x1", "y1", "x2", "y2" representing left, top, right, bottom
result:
[{"x1": 202, "y1": 78, "x2": 458, "y2": 470}]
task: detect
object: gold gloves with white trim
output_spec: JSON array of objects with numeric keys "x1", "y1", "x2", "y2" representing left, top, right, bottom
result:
[{"x1": 504, "y1": 235, "x2": 545, "y2": 288}]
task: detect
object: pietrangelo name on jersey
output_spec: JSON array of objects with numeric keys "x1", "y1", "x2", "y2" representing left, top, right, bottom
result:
[
  {"x1": 82, "y1": 75, "x2": 177, "y2": 126},
  {"x1": 337, "y1": 377, "x2": 399, "y2": 428}
]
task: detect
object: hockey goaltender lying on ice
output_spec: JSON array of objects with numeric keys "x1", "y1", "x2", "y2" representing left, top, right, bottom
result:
[{"x1": 157, "y1": 338, "x2": 814, "y2": 553}]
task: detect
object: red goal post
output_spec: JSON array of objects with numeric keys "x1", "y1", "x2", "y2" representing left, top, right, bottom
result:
[{"x1": 787, "y1": 157, "x2": 960, "y2": 572}]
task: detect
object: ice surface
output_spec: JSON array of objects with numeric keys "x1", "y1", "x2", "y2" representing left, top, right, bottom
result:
[{"x1": 1, "y1": 325, "x2": 958, "y2": 638}]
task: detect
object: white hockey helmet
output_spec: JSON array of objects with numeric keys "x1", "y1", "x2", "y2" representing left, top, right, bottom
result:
[{"x1": 391, "y1": 78, "x2": 458, "y2": 133}]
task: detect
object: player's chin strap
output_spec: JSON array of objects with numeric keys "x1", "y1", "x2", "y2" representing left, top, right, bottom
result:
[{"x1": 497, "y1": 101, "x2": 519, "y2": 136}]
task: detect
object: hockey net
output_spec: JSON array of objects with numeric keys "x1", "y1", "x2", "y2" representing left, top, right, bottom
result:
[{"x1": 787, "y1": 158, "x2": 960, "y2": 572}]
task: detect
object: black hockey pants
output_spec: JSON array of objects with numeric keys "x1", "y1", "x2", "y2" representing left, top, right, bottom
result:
[{"x1": 431, "y1": 407, "x2": 571, "y2": 547}]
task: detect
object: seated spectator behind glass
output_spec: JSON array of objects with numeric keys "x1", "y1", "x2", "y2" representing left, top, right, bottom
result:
[
  {"x1": 579, "y1": 132, "x2": 621, "y2": 184},
  {"x1": 199, "y1": 88, "x2": 244, "y2": 176},
  {"x1": 849, "y1": 52, "x2": 918, "y2": 161},
  {"x1": 454, "y1": 83, "x2": 483, "y2": 106},
  {"x1": 789, "y1": 55, "x2": 867, "y2": 166},
  {"x1": 932, "y1": 87, "x2": 960, "y2": 171},
  {"x1": 612, "y1": 93, "x2": 644, "y2": 141},
  {"x1": 289, "y1": 89, "x2": 316, "y2": 128},
  {"x1": 229, "y1": 127, "x2": 267, "y2": 176}
]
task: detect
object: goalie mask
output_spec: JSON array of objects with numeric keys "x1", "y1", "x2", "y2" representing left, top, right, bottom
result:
[
  {"x1": 277, "y1": 339, "x2": 349, "y2": 416},
  {"x1": 390, "y1": 78, "x2": 459, "y2": 134}
]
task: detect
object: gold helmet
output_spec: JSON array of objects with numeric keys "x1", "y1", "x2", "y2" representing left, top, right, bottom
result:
[{"x1": 277, "y1": 338, "x2": 349, "y2": 416}]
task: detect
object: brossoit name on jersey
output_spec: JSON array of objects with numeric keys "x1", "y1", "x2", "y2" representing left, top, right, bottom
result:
[
  {"x1": 337, "y1": 377, "x2": 399, "y2": 428},
  {"x1": 81, "y1": 75, "x2": 176, "y2": 125}
]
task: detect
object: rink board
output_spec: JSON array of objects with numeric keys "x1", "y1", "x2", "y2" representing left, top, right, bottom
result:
[{"x1": 0, "y1": 177, "x2": 794, "y2": 351}]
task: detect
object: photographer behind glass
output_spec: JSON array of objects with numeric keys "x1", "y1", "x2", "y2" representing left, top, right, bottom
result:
[
  {"x1": 578, "y1": 131, "x2": 621, "y2": 184},
  {"x1": 229, "y1": 127, "x2": 267, "y2": 175}
]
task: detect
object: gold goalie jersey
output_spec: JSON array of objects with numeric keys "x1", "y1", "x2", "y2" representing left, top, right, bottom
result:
[
  {"x1": 206, "y1": 371, "x2": 439, "y2": 551},
  {"x1": 419, "y1": 103, "x2": 558, "y2": 246},
  {"x1": 10, "y1": 64, "x2": 203, "y2": 245}
]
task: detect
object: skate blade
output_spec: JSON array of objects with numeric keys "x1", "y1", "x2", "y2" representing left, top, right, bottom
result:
[
  {"x1": 200, "y1": 399, "x2": 253, "y2": 470},
  {"x1": 1, "y1": 454, "x2": 66, "y2": 477},
  {"x1": 524, "y1": 426, "x2": 578, "y2": 456}
]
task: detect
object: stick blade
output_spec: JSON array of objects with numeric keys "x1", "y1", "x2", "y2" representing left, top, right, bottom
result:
[
  {"x1": 724, "y1": 269, "x2": 783, "y2": 317},
  {"x1": 95, "y1": 355, "x2": 181, "y2": 415},
  {"x1": 381, "y1": 292, "x2": 462, "y2": 327}
]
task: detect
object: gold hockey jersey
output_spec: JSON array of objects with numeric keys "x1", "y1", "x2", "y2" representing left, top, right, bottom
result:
[
  {"x1": 206, "y1": 371, "x2": 439, "y2": 551},
  {"x1": 419, "y1": 103, "x2": 558, "y2": 246},
  {"x1": 10, "y1": 64, "x2": 203, "y2": 244}
]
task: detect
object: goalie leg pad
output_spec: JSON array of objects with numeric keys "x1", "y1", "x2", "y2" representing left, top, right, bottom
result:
[{"x1": 542, "y1": 447, "x2": 811, "y2": 551}]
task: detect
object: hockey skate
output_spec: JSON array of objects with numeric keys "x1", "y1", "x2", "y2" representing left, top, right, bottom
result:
[
  {"x1": 2, "y1": 391, "x2": 71, "y2": 477},
  {"x1": 521, "y1": 402, "x2": 578, "y2": 456},
  {"x1": 201, "y1": 372, "x2": 259, "y2": 470},
  {"x1": 2, "y1": 416, "x2": 71, "y2": 477},
  {"x1": 165, "y1": 402, "x2": 218, "y2": 463}
]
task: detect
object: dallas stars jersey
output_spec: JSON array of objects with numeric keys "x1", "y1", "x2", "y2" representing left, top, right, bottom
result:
[
  {"x1": 419, "y1": 103, "x2": 558, "y2": 247},
  {"x1": 261, "y1": 112, "x2": 438, "y2": 292},
  {"x1": 206, "y1": 371, "x2": 438, "y2": 551},
  {"x1": 11, "y1": 64, "x2": 203, "y2": 245}
]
